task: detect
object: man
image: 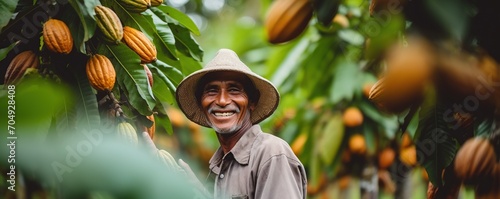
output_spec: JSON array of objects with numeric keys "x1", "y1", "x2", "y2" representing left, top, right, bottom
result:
[{"x1": 175, "y1": 49, "x2": 307, "y2": 199}]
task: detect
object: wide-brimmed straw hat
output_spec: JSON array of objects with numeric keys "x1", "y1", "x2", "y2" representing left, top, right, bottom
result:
[{"x1": 175, "y1": 48, "x2": 280, "y2": 127}]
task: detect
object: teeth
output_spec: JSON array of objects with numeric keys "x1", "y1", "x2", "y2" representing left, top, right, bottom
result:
[{"x1": 214, "y1": 112, "x2": 234, "y2": 117}]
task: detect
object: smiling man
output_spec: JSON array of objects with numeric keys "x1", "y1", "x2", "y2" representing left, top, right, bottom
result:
[{"x1": 175, "y1": 49, "x2": 307, "y2": 199}]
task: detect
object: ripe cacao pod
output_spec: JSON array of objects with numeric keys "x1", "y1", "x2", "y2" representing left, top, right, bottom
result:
[
  {"x1": 116, "y1": 0, "x2": 151, "y2": 13},
  {"x1": 116, "y1": 122, "x2": 138, "y2": 145},
  {"x1": 369, "y1": 36, "x2": 436, "y2": 113},
  {"x1": 454, "y1": 137, "x2": 496, "y2": 185},
  {"x1": 157, "y1": 149, "x2": 182, "y2": 171},
  {"x1": 4, "y1": 51, "x2": 39, "y2": 85},
  {"x1": 43, "y1": 19, "x2": 73, "y2": 54},
  {"x1": 150, "y1": 0, "x2": 163, "y2": 7},
  {"x1": 86, "y1": 54, "x2": 116, "y2": 92},
  {"x1": 264, "y1": 0, "x2": 313, "y2": 44},
  {"x1": 122, "y1": 26, "x2": 157, "y2": 63},
  {"x1": 342, "y1": 107, "x2": 363, "y2": 127},
  {"x1": 94, "y1": 6, "x2": 124, "y2": 44},
  {"x1": 142, "y1": 64, "x2": 153, "y2": 87}
]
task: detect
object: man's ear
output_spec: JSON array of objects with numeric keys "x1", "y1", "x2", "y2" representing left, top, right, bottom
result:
[{"x1": 249, "y1": 102, "x2": 256, "y2": 111}]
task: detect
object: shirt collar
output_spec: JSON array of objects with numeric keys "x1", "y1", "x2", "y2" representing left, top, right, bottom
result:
[{"x1": 209, "y1": 125, "x2": 261, "y2": 168}]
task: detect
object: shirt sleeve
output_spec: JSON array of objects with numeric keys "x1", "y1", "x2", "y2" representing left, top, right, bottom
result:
[{"x1": 254, "y1": 154, "x2": 307, "y2": 199}]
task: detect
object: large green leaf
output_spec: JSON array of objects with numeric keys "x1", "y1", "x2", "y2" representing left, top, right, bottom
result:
[
  {"x1": 149, "y1": 64, "x2": 176, "y2": 103},
  {"x1": 416, "y1": 104, "x2": 458, "y2": 186},
  {"x1": 73, "y1": 66, "x2": 101, "y2": 130},
  {"x1": 168, "y1": 23, "x2": 203, "y2": 62},
  {"x1": 103, "y1": 44, "x2": 156, "y2": 116},
  {"x1": 270, "y1": 38, "x2": 310, "y2": 88},
  {"x1": 0, "y1": 0, "x2": 18, "y2": 30},
  {"x1": 67, "y1": 0, "x2": 99, "y2": 53},
  {"x1": 317, "y1": 113, "x2": 345, "y2": 165},
  {"x1": 151, "y1": 5, "x2": 200, "y2": 36},
  {"x1": 150, "y1": 59, "x2": 184, "y2": 87}
]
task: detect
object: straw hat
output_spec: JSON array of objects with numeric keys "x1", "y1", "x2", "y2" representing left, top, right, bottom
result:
[{"x1": 175, "y1": 48, "x2": 280, "y2": 127}]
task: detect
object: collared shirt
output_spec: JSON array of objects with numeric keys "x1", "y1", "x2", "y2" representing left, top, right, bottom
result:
[{"x1": 207, "y1": 125, "x2": 307, "y2": 199}]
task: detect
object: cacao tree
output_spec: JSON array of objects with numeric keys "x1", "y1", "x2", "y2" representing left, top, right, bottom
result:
[{"x1": 0, "y1": 0, "x2": 205, "y2": 198}]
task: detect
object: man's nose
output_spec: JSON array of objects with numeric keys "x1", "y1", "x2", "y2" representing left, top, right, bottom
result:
[{"x1": 215, "y1": 90, "x2": 230, "y2": 107}]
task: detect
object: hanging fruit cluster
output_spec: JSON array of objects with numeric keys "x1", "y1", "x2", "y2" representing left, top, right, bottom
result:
[{"x1": 0, "y1": 0, "x2": 202, "y2": 192}]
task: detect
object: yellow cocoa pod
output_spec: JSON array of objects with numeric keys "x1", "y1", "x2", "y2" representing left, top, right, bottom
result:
[
  {"x1": 157, "y1": 149, "x2": 181, "y2": 171},
  {"x1": 454, "y1": 137, "x2": 496, "y2": 185},
  {"x1": 94, "y1": 6, "x2": 123, "y2": 44},
  {"x1": 4, "y1": 51, "x2": 39, "y2": 85},
  {"x1": 116, "y1": 0, "x2": 151, "y2": 13},
  {"x1": 264, "y1": 0, "x2": 313, "y2": 44},
  {"x1": 378, "y1": 147, "x2": 395, "y2": 169},
  {"x1": 116, "y1": 122, "x2": 138, "y2": 145},
  {"x1": 369, "y1": 36, "x2": 435, "y2": 113},
  {"x1": 86, "y1": 54, "x2": 116, "y2": 91},
  {"x1": 122, "y1": 26, "x2": 157, "y2": 63},
  {"x1": 43, "y1": 19, "x2": 73, "y2": 54},
  {"x1": 150, "y1": 0, "x2": 163, "y2": 7}
]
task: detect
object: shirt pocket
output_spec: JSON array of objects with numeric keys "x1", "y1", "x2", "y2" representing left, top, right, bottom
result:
[{"x1": 231, "y1": 194, "x2": 248, "y2": 199}]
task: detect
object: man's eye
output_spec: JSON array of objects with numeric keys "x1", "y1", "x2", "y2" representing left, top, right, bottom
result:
[
  {"x1": 228, "y1": 87, "x2": 241, "y2": 93},
  {"x1": 204, "y1": 88, "x2": 218, "y2": 94}
]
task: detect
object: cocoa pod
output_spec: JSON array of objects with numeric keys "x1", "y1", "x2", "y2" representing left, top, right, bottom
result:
[
  {"x1": 454, "y1": 137, "x2": 496, "y2": 185},
  {"x1": 4, "y1": 51, "x2": 39, "y2": 85},
  {"x1": 378, "y1": 147, "x2": 395, "y2": 169},
  {"x1": 348, "y1": 134, "x2": 366, "y2": 155},
  {"x1": 369, "y1": 36, "x2": 436, "y2": 113},
  {"x1": 86, "y1": 54, "x2": 116, "y2": 92},
  {"x1": 122, "y1": 26, "x2": 157, "y2": 63},
  {"x1": 157, "y1": 149, "x2": 182, "y2": 171},
  {"x1": 43, "y1": 18, "x2": 73, "y2": 54},
  {"x1": 264, "y1": 0, "x2": 313, "y2": 44},
  {"x1": 150, "y1": 0, "x2": 163, "y2": 7},
  {"x1": 116, "y1": 0, "x2": 151, "y2": 13},
  {"x1": 116, "y1": 122, "x2": 138, "y2": 145},
  {"x1": 94, "y1": 5, "x2": 124, "y2": 44},
  {"x1": 142, "y1": 64, "x2": 153, "y2": 87}
]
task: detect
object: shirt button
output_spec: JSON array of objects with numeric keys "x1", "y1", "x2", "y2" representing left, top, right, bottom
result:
[{"x1": 220, "y1": 174, "x2": 224, "y2": 179}]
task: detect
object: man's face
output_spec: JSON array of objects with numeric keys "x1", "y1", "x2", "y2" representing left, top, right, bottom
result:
[{"x1": 200, "y1": 72, "x2": 255, "y2": 134}]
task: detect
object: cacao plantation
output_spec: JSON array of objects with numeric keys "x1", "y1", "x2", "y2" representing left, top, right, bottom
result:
[{"x1": 1, "y1": 0, "x2": 500, "y2": 198}]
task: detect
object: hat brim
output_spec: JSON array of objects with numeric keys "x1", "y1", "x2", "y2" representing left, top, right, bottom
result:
[{"x1": 175, "y1": 67, "x2": 280, "y2": 127}]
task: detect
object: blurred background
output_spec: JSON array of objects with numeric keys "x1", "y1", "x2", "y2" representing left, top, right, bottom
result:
[{"x1": 1, "y1": 0, "x2": 500, "y2": 198}]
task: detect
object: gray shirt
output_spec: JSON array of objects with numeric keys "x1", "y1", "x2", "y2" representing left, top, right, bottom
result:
[{"x1": 207, "y1": 125, "x2": 307, "y2": 199}]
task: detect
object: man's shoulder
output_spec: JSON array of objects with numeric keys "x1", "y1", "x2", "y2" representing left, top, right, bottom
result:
[{"x1": 253, "y1": 131, "x2": 297, "y2": 159}]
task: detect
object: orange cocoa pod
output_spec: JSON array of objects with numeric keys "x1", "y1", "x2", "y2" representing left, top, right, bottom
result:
[
  {"x1": 122, "y1": 26, "x2": 157, "y2": 63},
  {"x1": 86, "y1": 54, "x2": 116, "y2": 92},
  {"x1": 264, "y1": 0, "x2": 313, "y2": 44},
  {"x1": 454, "y1": 137, "x2": 496, "y2": 185},
  {"x1": 342, "y1": 107, "x2": 363, "y2": 127},
  {"x1": 43, "y1": 19, "x2": 73, "y2": 54}
]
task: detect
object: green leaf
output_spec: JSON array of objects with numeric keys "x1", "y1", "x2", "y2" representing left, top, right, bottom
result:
[
  {"x1": 169, "y1": 23, "x2": 203, "y2": 62},
  {"x1": 270, "y1": 38, "x2": 310, "y2": 88},
  {"x1": 0, "y1": 0, "x2": 18, "y2": 30},
  {"x1": 156, "y1": 112, "x2": 174, "y2": 135},
  {"x1": 358, "y1": 99, "x2": 398, "y2": 138},
  {"x1": 151, "y1": 5, "x2": 200, "y2": 36},
  {"x1": 73, "y1": 67, "x2": 101, "y2": 130},
  {"x1": 150, "y1": 59, "x2": 184, "y2": 87},
  {"x1": 416, "y1": 104, "x2": 458, "y2": 186},
  {"x1": 425, "y1": 0, "x2": 470, "y2": 41},
  {"x1": 143, "y1": 11, "x2": 179, "y2": 62},
  {"x1": 338, "y1": 29, "x2": 365, "y2": 46},
  {"x1": 329, "y1": 60, "x2": 360, "y2": 104},
  {"x1": 475, "y1": 118, "x2": 493, "y2": 137},
  {"x1": 317, "y1": 113, "x2": 345, "y2": 165},
  {"x1": 0, "y1": 42, "x2": 16, "y2": 61},
  {"x1": 103, "y1": 44, "x2": 155, "y2": 116},
  {"x1": 149, "y1": 65, "x2": 176, "y2": 103},
  {"x1": 68, "y1": 0, "x2": 98, "y2": 53}
]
